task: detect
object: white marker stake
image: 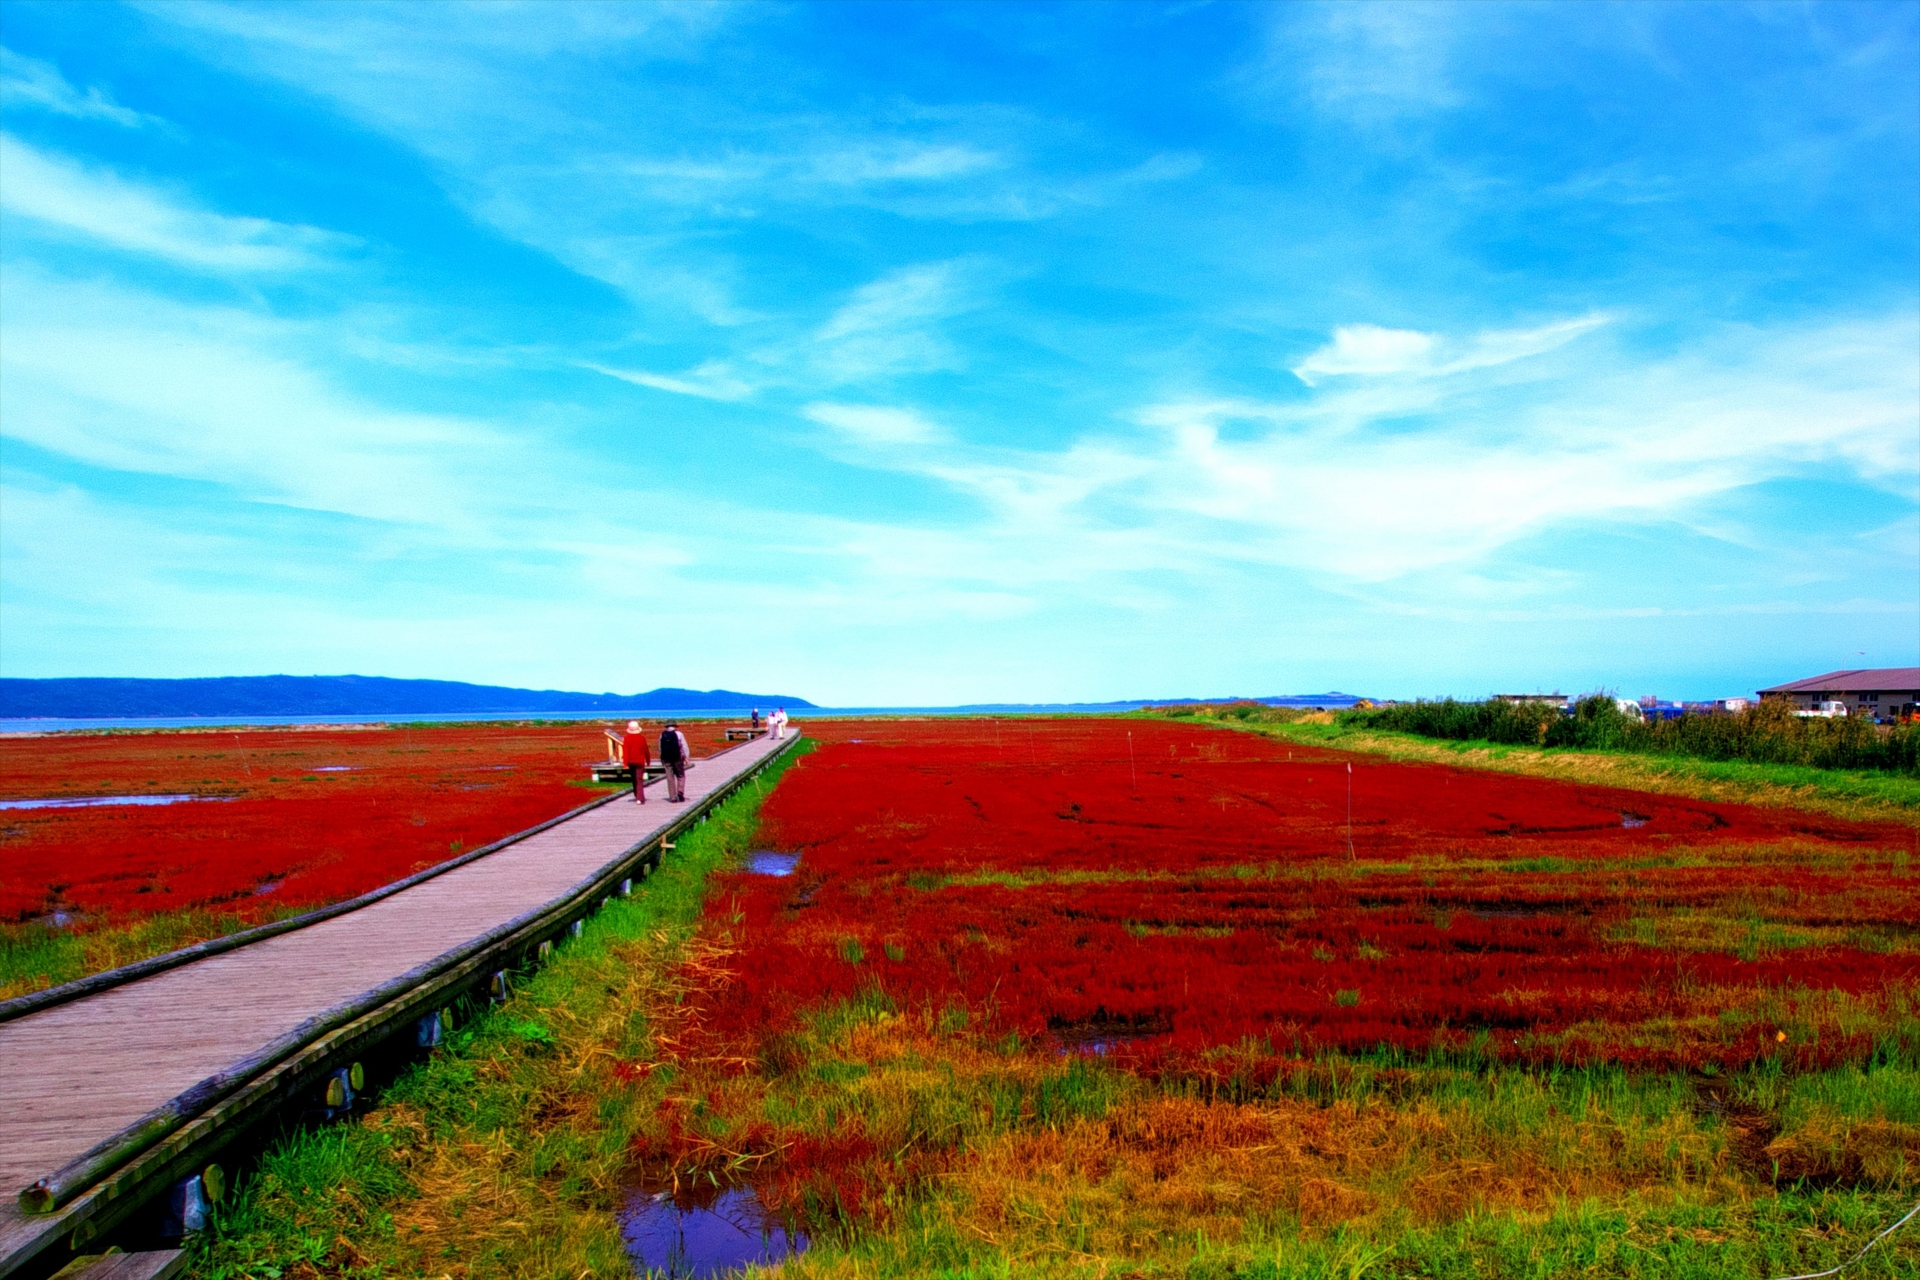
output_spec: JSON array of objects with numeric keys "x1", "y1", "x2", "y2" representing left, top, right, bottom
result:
[{"x1": 1346, "y1": 762, "x2": 1355, "y2": 861}]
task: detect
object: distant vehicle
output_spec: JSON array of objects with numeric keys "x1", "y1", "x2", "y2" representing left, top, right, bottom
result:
[
  {"x1": 1614, "y1": 698, "x2": 1645, "y2": 721},
  {"x1": 1795, "y1": 700, "x2": 1849, "y2": 718}
]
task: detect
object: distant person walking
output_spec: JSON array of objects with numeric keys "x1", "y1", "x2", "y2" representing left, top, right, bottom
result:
[
  {"x1": 620, "y1": 720, "x2": 650, "y2": 803},
  {"x1": 659, "y1": 721, "x2": 691, "y2": 802},
  {"x1": 751, "y1": 708, "x2": 761, "y2": 733},
  {"x1": 773, "y1": 706, "x2": 789, "y2": 740}
]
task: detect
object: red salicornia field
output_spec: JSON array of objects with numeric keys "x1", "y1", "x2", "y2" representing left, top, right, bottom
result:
[
  {"x1": 0, "y1": 721, "x2": 729, "y2": 928},
  {"x1": 697, "y1": 719, "x2": 1919, "y2": 1076}
]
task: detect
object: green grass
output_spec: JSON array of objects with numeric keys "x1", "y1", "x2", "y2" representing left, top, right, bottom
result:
[{"x1": 818, "y1": 1192, "x2": 1920, "y2": 1279}]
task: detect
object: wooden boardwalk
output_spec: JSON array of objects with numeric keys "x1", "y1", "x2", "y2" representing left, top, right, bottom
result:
[{"x1": 0, "y1": 732, "x2": 799, "y2": 1275}]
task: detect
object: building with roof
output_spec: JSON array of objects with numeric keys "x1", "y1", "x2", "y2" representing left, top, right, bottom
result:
[{"x1": 1756, "y1": 668, "x2": 1920, "y2": 722}]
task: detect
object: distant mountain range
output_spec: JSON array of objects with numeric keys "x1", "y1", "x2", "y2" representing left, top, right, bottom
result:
[{"x1": 0, "y1": 676, "x2": 816, "y2": 719}]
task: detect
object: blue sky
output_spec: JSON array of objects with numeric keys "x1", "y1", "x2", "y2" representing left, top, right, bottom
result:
[{"x1": 1, "y1": 2, "x2": 1915, "y2": 705}]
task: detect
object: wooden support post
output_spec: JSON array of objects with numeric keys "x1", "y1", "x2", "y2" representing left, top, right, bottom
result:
[
  {"x1": 536, "y1": 940, "x2": 552, "y2": 963},
  {"x1": 489, "y1": 970, "x2": 510, "y2": 1004},
  {"x1": 200, "y1": 1163, "x2": 225, "y2": 1207}
]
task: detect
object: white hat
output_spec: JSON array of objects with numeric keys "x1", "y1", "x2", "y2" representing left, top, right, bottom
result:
[{"x1": 627, "y1": 720, "x2": 641, "y2": 732}]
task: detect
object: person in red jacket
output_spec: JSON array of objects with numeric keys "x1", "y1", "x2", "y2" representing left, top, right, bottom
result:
[{"x1": 621, "y1": 719, "x2": 650, "y2": 803}]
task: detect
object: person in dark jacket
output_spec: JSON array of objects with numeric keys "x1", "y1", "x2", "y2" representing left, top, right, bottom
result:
[
  {"x1": 620, "y1": 719, "x2": 650, "y2": 803},
  {"x1": 659, "y1": 721, "x2": 691, "y2": 802}
]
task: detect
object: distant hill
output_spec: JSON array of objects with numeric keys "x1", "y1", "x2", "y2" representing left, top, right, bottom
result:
[
  {"x1": 0, "y1": 676, "x2": 816, "y2": 719},
  {"x1": 944, "y1": 693, "x2": 1371, "y2": 711}
]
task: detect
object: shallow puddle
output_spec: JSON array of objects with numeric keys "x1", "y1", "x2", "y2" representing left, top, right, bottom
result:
[
  {"x1": 0, "y1": 793, "x2": 233, "y2": 811},
  {"x1": 746, "y1": 851, "x2": 799, "y2": 876},
  {"x1": 312, "y1": 765, "x2": 356, "y2": 772},
  {"x1": 620, "y1": 1182, "x2": 808, "y2": 1278},
  {"x1": 1063, "y1": 1033, "x2": 1151, "y2": 1056},
  {"x1": 1467, "y1": 905, "x2": 1545, "y2": 921},
  {"x1": 1053, "y1": 1017, "x2": 1169, "y2": 1056},
  {"x1": 30, "y1": 909, "x2": 85, "y2": 929},
  {"x1": 1620, "y1": 813, "x2": 1650, "y2": 828}
]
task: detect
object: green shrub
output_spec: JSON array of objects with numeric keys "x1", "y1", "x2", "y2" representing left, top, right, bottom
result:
[{"x1": 1344, "y1": 695, "x2": 1919, "y2": 774}]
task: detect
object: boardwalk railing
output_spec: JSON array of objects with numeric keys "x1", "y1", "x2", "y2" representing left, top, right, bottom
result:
[{"x1": 0, "y1": 730, "x2": 804, "y2": 1277}]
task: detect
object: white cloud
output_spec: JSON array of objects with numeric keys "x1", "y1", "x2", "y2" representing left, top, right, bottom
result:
[
  {"x1": 1290, "y1": 324, "x2": 1435, "y2": 381},
  {"x1": 0, "y1": 134, "x2": 350, "y2": 271},
  {"x1": 803, "y1": 403, "x2": 945, "y2": 446},
  {"x1": 133, "y1": 0, "x2": 1188, "y2": 349},
  {"x1": 583, "y1": 360, "x2": 754, "y2": 401},
  {"x1": 812, "y1": 261, "x2": 977, "y2": 381},
  {"x1": 0, "y1": 270, "x2": 499, "y2": 529},
  {"x1": 794, "y1": 310, "x2": 1917, "y2": 589},
  {"x1": 0, "y1": 47, "x2": 154, "y2": 126},
  {"x1": 817, "y1": 263, "x2": 961, "y2": 342},
  {"x1": 1248, "y1": 3, "x2": 1466, "y2": 127},
  {"x1": 606, "y1": 140, "x2": 1003, "y2": 203},
  {"x1": 805, "y1": 142, "x2": 1002, "y2": 186},
  {"x1": 1291, "y1": 313, "x2": 1607, "y2": 384}
]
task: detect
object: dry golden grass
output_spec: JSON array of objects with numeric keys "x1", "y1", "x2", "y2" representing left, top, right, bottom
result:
[{"x1": 759, "y1": 1009, "x2": 1920, "y2": 1277}]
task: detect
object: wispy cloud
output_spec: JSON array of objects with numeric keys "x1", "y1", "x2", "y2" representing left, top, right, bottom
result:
[
  {"x1": 803, "y1": 403, "x2": 946, "y2": 446},
  {"x1": 1249, "y1": 3, "x2": 1467, "y2": 127},
  {"x1": 618, "y1": 140, "x2": 1004, "y2": 194},
  {"x1": 812, "y1": 261, "x2": 980, "y2": 382},
  {"x1": 800, "y1": 311, "x2": 1916, "y2": 589},
  {"x1": 0, "y1": 47, "x2": 155, "y2": 126},
  {"x1": 582, "y1": 360, "x2": 754, "y2": 401},
  {"x1": 1291, "y1": 314, "x2": 1608, "y2": 384},
  {"x1": 0, "y1": 134, "x2": 351, "y2": 271},
  {"x1": 0, "y1": 270, "x2": 496, "y2": 529}
]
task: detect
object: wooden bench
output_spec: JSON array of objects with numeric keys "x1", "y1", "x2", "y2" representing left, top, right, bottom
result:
[
  {"x1": 725, "y1": 726, "x2": 768, "y2": 741},
  {"x1": 589, "y1": 760, "x2": 666, "y2": 783},
  {"x1": 591, "y1": 729, "x2": 666, "y2": 783}
]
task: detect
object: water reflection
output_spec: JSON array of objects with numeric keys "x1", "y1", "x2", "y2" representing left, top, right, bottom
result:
[
  {"x1": 0, "y1": 794, "x2": 234, "y2": 811},
  {"x1": 1620, "y1": 813, "x2": 1650, "y2": 828},
  {"x1": 620, "y1": 1182, "x2": 807, "y2": 1278},
  {"x1": 1053, "y1": 1017, "x2": 1169, "y2": 1057},
  {"x1": 746, "y1": 851, "x2": 799, "y2": 876},
  {"x1": 30, "y1": 910, "x2": 85, "y2": 929}
]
